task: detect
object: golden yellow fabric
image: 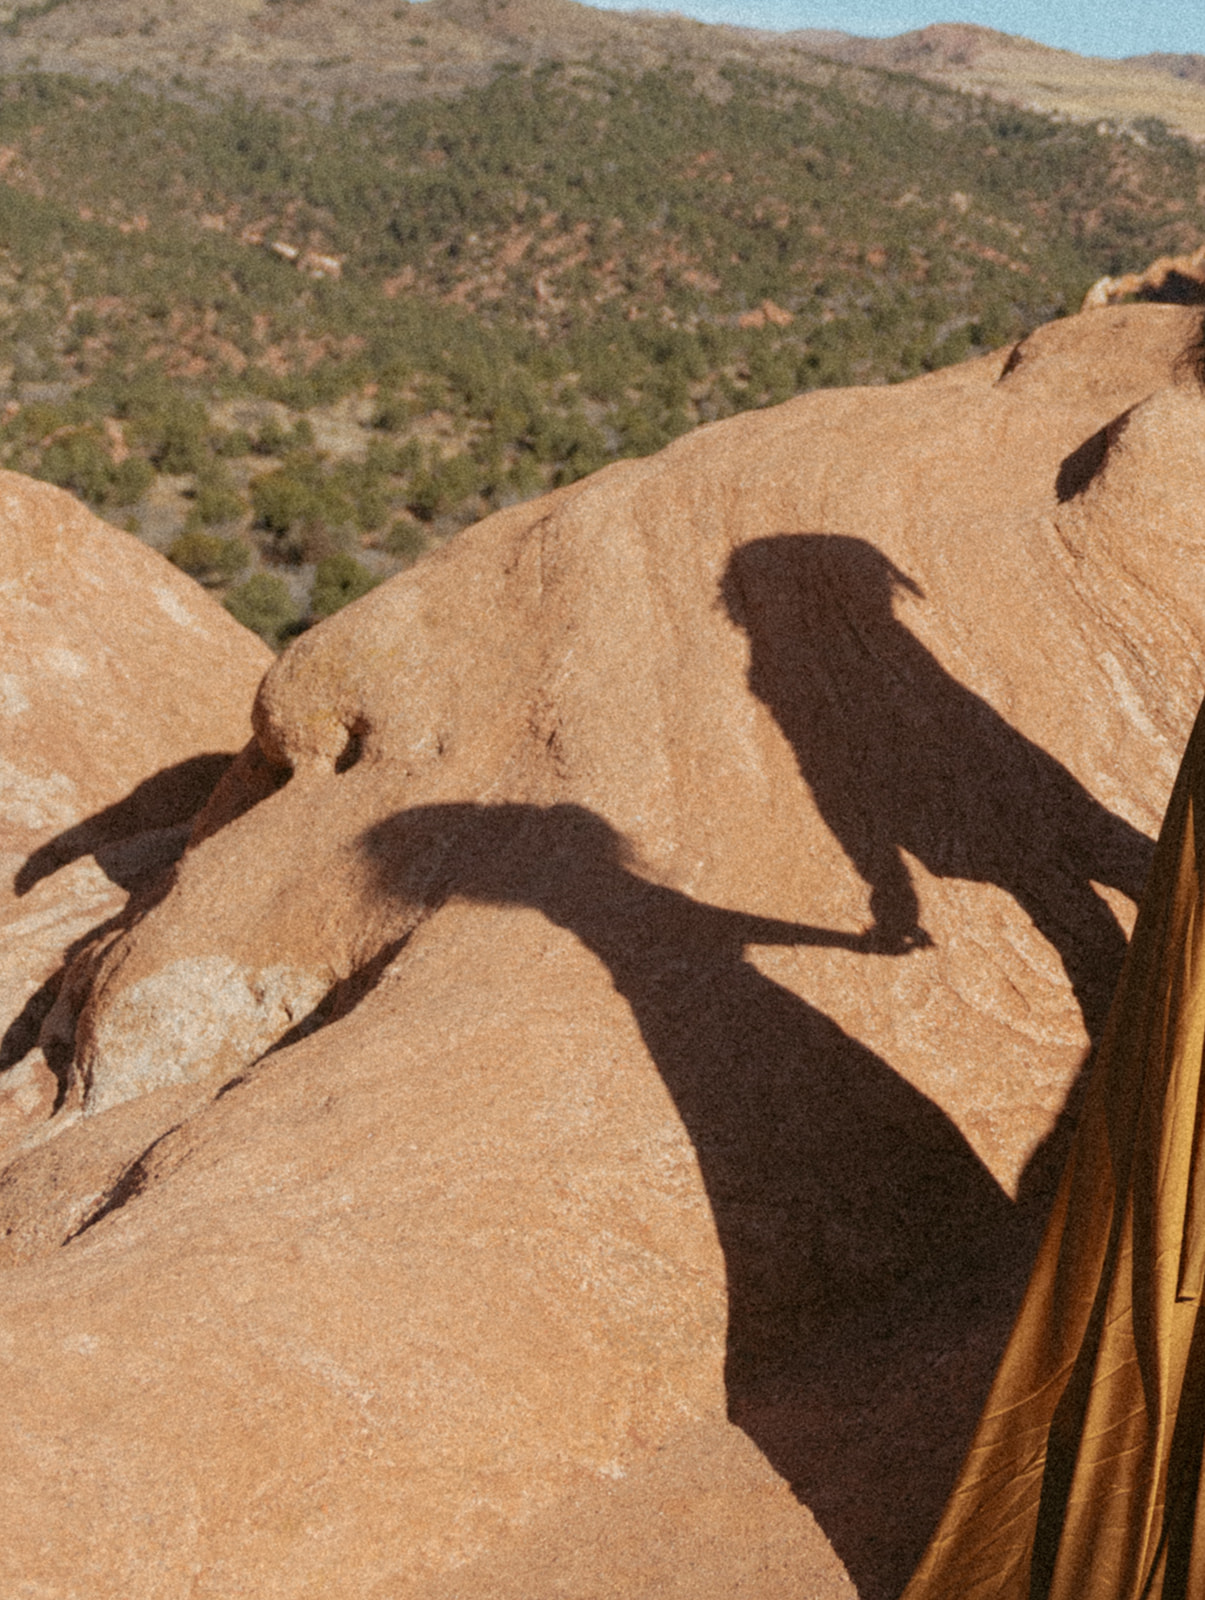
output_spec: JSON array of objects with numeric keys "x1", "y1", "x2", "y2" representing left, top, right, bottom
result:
[{"x1": 904, "y1": 704, "x2": 1205, "y2": 1600}]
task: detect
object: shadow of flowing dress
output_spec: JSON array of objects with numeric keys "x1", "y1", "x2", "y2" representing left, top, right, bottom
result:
[{"x1": 903, "y1": 700, "x2": 1205, "y2": 1600}]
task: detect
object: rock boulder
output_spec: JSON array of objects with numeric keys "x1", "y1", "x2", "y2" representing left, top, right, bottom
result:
[
  {"x1": 4, "y1": 306, "x2": 1205, "y2": 1597},
  {"x1": 0, "y1": 475, "x2": 270, "y2": 1152}
]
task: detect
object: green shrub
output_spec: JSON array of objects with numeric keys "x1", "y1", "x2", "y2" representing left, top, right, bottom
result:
[
  {"x1": 353, "y1": 478, "x2": 391, "y2": 532},
  {"x1": 12, "y1": 401, "x2": 71, "y2": 442},
  {"x1": 212, "y1": 427, "x2": 252, "y2": 457},
  {"x1": 310, "y1": 552, "x2": 381, "y2": 617},
  {"x1": 505, "y1": 453, "x2": 544, "y2": 499},
  {"x1": 372, "y1": 392, "x2": 415, "y2": 431},
  {"x1": 167, "y1": 531, "x2": 251, "y2": 585},
  {"x1": 37, "y1": 428, "x2": 113, "y2": 503},
  {"x1": 249, "y1": 451, "x2": 359, "y2": 559},
  {"x1": 404, "y1": 467, "x2": 441, "y2": 522},
  {"x1": 252, "y1": 416, "x2": 290, "y2": 456},
  {"x1": 298, "y1": 517, "x2": 356, "y2": 562},
  {"x1": 110, "y1": 454, "x2": 155, "y2": 504},
  {"x1": 145, "y1": 400, "x2": 210, "y2": 475},
  {"x1": 69, "y1": 307, "x2": 98, "y2": 340},
  {"x1": 224, "y1": 572, "x2": 298, "y2": 643},
  {"x1": 527, "y1": 410, "x2": 609, "y2": 482},
  {"x1": 392, "y1": 437, "x2": 425, "y2": 475},
  {"x1": 383, "y1": 520, "x2": 426, "y2": 563},
  {"x1": 191, "y1": 462, "x2": 245, "y2": 525},
  {"x1": 405, "y1": 451, "x2": 480, "y2": 521},
  {"x1": 251, "y1": 452, "x2": 351, "y2": 522},
  {"x1": 610, "y1": 409, "x2": 657, "y2": 459},
  {"x1": 250, "y1": 463, "x2": 316, "y2": 534}
]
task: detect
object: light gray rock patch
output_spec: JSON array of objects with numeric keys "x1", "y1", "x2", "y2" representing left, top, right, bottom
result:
[
  {"x1": 0, "y1": 758, "x2": 79, "y2": 830},
  {"x1": 80, "y1": 957, "x2": 329, "y2": 1115}
]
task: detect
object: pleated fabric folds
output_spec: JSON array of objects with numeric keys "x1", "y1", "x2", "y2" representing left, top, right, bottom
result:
[{"x1": 903, "y1": 702, "x2": 1205, "y2": 1600}]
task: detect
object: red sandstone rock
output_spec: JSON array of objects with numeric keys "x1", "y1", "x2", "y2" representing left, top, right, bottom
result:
[
  {"x1": 1081, "y1": 242, "x2": 1205, "y2": 310},
  {"x1": 3, "y1": 305, "x2": 1205, "y2": 1597},
  {"x1": 0, "y1": 475, "x2": 270, "y2": 1153}
]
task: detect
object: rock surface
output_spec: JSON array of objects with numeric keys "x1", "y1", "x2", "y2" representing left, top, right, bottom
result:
[
  {"x1": 0, "y1": 475, "x2": 270, "y2": 1153},
  {"x1": 3, "y1": 305, "x2": 1205, "y2": 1598},
  {"x1": 1081, "y1": 242, "x2": 1205, "y2": 311}
]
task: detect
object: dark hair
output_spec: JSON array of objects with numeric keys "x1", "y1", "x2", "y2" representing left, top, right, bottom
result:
[{"x1": 1179, "y1": 307, "x2": 1205, "y2": 388}]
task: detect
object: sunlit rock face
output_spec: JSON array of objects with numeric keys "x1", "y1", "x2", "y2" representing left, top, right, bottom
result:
[
  {"x1": 4, "y1": 304, "x2": 1205, "y2": 1600},
  {"x1": 0, "y1": 475, "x2": 270, "y2": 1153}
]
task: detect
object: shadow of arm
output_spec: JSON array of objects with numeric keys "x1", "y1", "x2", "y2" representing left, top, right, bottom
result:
[{"x1": 733, "y1": 913, "x2": 915, "y2": 954}]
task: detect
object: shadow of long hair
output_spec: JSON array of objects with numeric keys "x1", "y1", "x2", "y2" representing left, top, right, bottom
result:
[
  {"x1": 720, "y1": 534, "x2": 1153, "y2": 1045},
  {"x1": 1177, "y1": 304, "x2": 1205, "y2": 388}
]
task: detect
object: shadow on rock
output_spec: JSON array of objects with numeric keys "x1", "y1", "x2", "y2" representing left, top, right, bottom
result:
[
  {"x1": 14, "y1": 751, "x2": 234, "y2": 897},
  {"x1": 4, "y1": 752, "x2": 236, "y2": 1095},
  {"x1": 0, "y1": 909, "x2": 129, "y2": 1090},
  {"x1": 721, "y1": 534, "x2": 1154, "y2": 1046},
  {"x1": 362, "y1": 800, "x2": 1021, "y2": 1599}
]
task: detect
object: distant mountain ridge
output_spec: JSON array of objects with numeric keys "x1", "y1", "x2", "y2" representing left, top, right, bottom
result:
[
  {"x1": 0, "y1": 0, "x2": 1202, "y2": 140},
  {"x1": 792, "y1": 21, "x2": 1032, "y2": 67},
  {"x1": 791, "y1": 23, "x2": 1205, "y2": 142},
  {"x1": 1130, "y1": 53, "x2": 1205, "y2": 88},
  {"x1": 792, "y1": 23, "x2": 1205, "y2": 86}
]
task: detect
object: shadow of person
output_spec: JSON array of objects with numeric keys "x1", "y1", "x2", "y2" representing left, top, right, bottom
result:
[
  {"x1": 721, "y1": 535, "x2": 1155, "y2": 1045},
  {"x1": 3, "y1": 753, "x2": 236, "y2": 1091},
  {"x1": 363, "y1": 800, "x2": 1019, "y2": 1598},
  {"x1": 13, "y1": 751, "x2": 235, "y2": 897}
]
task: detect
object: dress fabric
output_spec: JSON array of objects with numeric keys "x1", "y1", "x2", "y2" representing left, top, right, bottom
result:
[{"x1": 903, "y1": 702, "x2": 1205, "y2": 1600}]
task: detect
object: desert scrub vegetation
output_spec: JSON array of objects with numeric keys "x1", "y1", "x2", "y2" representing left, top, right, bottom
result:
[
  {"x1": 223, "y1": 572, "x2": 300, "y2": 647},
  {"x1": 166, "y1": 530, "x2": 251, "y2": 585},
  {"x1": 310, "y1": 552, "x2": 381, "y2": 617},
  {"x1": 0, "y1": 59, "x2": 1197, "y2": 638}
]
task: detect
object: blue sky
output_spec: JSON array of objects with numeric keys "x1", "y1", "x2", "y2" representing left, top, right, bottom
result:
[{"x1": 592, "y1": 1, "x2": 1202, "y2": 60}]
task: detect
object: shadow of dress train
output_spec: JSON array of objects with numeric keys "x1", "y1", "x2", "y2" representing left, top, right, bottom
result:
[{"x1": 903, "y1": 697, "x2": 1205, "y2": 1600}]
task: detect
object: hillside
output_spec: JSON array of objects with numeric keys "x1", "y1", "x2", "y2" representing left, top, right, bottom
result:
[
  {"x1": 0, "y1": 0, "x2": 880, "y2": 108},
  {"x1": 793, "y1": 24, "x2": 1205, "y2": 145},
  {"x1": 2, "y1": 0, "x2": 1204, "y2": 143},
  {"x1": 0, "y1": 48, "x2": 1199, "y2": 642},
  {"x1": 1132, "y1": 54, "x2": 1205, "y2": 90},
  {"x1": 2, "y1": 301, "x2": 1204, "y2": 1598}
]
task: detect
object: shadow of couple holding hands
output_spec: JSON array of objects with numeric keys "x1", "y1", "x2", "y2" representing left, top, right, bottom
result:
[
  {"x1": 3, "y1": 532, "x2": 1153, "y2": 1598},
  {"x1": 359, "y1": 533, "x2": 1152, "y2": 1596}
]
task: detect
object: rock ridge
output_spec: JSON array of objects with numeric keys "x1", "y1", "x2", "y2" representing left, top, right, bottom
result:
[{"x1": 4, "y1": 304, "x2": 1205, "y2": 1597}]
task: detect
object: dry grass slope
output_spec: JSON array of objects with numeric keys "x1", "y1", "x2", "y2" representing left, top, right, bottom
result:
[{"x1": 804, "y1": 24, "x2": 1205, "y2": 143}]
